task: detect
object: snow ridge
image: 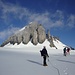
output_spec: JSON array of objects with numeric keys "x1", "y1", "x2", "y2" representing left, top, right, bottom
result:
[{"x1": 4, "y1": 39, "x2": 66, "y2": 49}]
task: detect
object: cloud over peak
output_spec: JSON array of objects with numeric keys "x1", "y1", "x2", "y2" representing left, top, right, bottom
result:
[
  {"x1": 0, "y1": 0, "x2": 75, "y2": 42},
  {"x1": 0, "y1": 0, "x2": 75, "y2": 29}
]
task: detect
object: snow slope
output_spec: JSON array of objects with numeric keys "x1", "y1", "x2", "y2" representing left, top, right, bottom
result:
[
  {"x1": 0, "y1": 47, "x2": 75, "y2": 75},
  {"x1": 53, "y1": 39, "x2": 66, "y2": 49},
  {"x1": 1, "y1": 34, "x2": 74, "y2": 75},
  {"x1": 4, "y1": 39, "x2": 66, "y2": 49}
]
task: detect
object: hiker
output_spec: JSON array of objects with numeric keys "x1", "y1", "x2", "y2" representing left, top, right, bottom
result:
[
  {"x1": 63, "y1": 47, "x2": 67, "y2": 56},
  {"x1": 67, "y1": 47, "x2": 70, "y2": 55},
  {"x1": 40, "y1": 46, "x2": 49, "y2": 66}
]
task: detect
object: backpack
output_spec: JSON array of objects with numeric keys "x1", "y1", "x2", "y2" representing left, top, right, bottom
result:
[{"x1": 40, "y1": 50, "x2": 44, "y2": 56}]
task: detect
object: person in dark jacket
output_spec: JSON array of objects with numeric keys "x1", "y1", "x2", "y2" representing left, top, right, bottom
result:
[
  {"x1": 40, "y1": 46, "x2": 49, "y2": 66},
  {"x1": 63, "y1": 47, "x2": 67, "y2": 56}
]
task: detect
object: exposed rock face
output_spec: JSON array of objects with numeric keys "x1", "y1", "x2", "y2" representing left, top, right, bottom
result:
[
  {"x1": 1, "y1": 22, "x2": 46, "y2": 46},
  {"x1": 0, "y1": 22, "x2": 59, "y2": 48},
  {"x1": 37, "y1": 25, "x2": 46, "y2": 43},
  {"x1": 22, "y1": 29, "x2": 30, "y2": 44},
  {"x1": 50, "y1": 36, "x2": 55, "y2": 47},
  {"x1": 31, "y1": 30, "x2": 38, "y2": 45},
  {"x1": 47, "y1": 30, "x2": 51, "y2": 41},
  {"x1": 47, "y1": 30, "x2": 55, "y2": 47}
]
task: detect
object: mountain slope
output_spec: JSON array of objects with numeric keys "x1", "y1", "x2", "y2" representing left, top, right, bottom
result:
[
  {"x1": 1, "y1": 22, "x2": 46, "y2": 47},
  {"x1": 1, "y1": 22, "x2": 66, "y2": 49},
  {"x1": 53, "y1": 39, "x2": 66, "y2": 49},
  {"x1": 4, "y1": 39, "x2": 66, "y2": 49}
]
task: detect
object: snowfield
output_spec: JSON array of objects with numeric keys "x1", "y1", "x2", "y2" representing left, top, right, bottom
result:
[
  {"x1": 0, "y1": 39, "x2": 75, "y2": 75},
  {"x1": 0, "y1": 47, "x2": 75, "y2": 75}
]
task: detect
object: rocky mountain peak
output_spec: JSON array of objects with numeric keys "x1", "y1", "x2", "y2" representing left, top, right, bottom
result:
[{"x1": 1, "y1": 22, "x2": 47, "y2": 47}]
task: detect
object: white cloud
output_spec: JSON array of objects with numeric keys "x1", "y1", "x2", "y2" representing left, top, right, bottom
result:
[
  {"x1": 0, "y1": 26, "x2": 20, "y2": 40},
  {"x1": 28, "y1": 12, "x2": 50, "y2": 25},
  {"x1": 0, "y1": 0, "x2": 75, "y2": 44},
  {"x1": 67, "y1": 15, "x2": 75, "y2": 28},
  {"x1": 0, "y1": 0, "x2": 75, "y2": 29},
  {"x1": 0, "y1": 0, "x2": 30, "y2": 23}
]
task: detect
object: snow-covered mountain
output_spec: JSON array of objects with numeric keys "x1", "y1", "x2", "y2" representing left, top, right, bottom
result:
[
  {"x1": 1, "y1": 22, "x2": 66, "y2": 49},
  {"x1": 3, "y1": 39, "x2": 66, "y2": 49}
]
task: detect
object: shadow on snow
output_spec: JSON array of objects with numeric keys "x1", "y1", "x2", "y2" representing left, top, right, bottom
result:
[{"x1": 27, "y1": 59, "x2": 42, "y2": 66}]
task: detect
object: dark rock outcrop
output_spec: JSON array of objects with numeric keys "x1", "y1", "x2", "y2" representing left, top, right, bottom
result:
[{"x1": 47, "y1": 30, "x2": 55, "y2": 47}]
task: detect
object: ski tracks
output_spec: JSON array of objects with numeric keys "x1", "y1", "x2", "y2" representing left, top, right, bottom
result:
[
  {"x1": 48, "y1": 55, "x2": 69, "y2": 75},
  {"x1": 48, "y1": 59, "x2": 60, "y2": 75}
]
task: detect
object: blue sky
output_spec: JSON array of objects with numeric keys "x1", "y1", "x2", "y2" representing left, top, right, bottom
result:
[{"x1": 0, "y1": 0, "x2": 75, "y2": 48}]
